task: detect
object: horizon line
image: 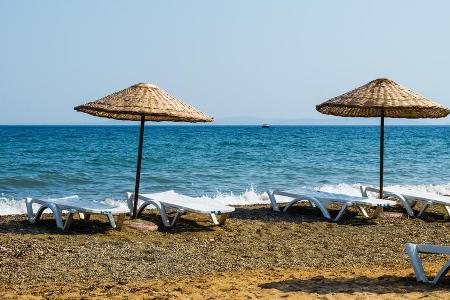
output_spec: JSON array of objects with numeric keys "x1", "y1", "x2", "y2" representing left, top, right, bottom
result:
[{"x1": 1, "y1": 124, "x2": 450, "y2": 127}]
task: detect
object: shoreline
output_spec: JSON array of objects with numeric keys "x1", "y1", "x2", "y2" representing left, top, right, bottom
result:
[{"x1": 3, "y1": 184, "x2": 450, "y2": 217}]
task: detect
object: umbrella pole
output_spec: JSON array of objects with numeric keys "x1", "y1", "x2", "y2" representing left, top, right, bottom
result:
[
  {"x1": 133, "y1": 115, "x2": 145, "y2": 219},
  {"x1": 379, "y1": 109, "x2": 385, "y2": 199}
]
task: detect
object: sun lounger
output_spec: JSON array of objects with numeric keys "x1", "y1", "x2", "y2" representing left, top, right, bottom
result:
[
  {"x1": 127, "y1": 190, "x2": 235, "y2": 227},
  {"x1": 405, "y1": 243, "x2": 450, "y2": 284},
  {"x1": 361, "y1": 186, "x2": 450, "y2": 218},
  {"x1": 267, "y1": 189, "x2": 396, "y2": 221},
  {"x1": 25, "y1": 195, "x2": 128, "y2": 231}
]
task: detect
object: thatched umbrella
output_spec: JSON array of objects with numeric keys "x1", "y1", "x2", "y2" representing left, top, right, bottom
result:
[
  {"x1": 316, "y1": 78, "x2": 449, "y2": 198},
  {"x1": 75, "y1": 83, "x2": 213, "y2": 217}
]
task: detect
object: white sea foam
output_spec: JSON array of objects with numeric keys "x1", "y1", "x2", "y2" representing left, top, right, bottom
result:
[
  {"x1": 316, "y1": 182, "x2": 450, "y2": 197},
  {"x1": 315, "y1": 183, "x2": 367, "y2": 196},
  {"x1": 202, "y1": 187, "x2": 271, "y2": 205},
  {"x1": 0, "y1": 194, "x2": 27, "y2": 216},
  {"x1": 2, "y1": 183, "x2": 450, "y2": 216},
  {"x1": 103, "y1": 187, "x2": 273, "y2": 209}
]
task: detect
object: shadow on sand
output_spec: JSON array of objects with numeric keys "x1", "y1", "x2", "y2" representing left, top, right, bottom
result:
[
  {"x1": 0, "y1": 210, "x2": 216, "y2": 235},
  {"x1": 259, "y1": 275, "x2": 450, "y2": 294},
  {"x1": 230, "y1": 204, "x2": 379, "y2": 226},
  {"x1": 137, "y1": 211, "x2": 216, "y2": 233},
  {"x1": 230, "y1": 202, "x2": 449, "y2": 225},
  {"x1": 0, "y1": 216, "x2": 117, "y2": 235},
  {"x1": 0, "y1": 203, "x2": 447, "y2": 235}
]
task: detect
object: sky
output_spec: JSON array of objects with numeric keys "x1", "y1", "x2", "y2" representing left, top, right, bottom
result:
[{"x1": 1, "y1": 0, "x2": 450, "y2": 125}]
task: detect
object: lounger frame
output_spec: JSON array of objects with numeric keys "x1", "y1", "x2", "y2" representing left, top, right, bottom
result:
[
  {"x1": 25, "y1": 196, "x2": 126, "y2": 231},
  {"x1": 127, "y1": 193, "x2": 230, "y2": 228},
  {"x1": 405, "y1": 243, "x2": 450, "y2": 284},
  {"x1": 361, "y1": 186, "x2": 450, "y2": 218},
  {"x1": 267, "y1": 190, "x2": 387, "y2": 222}
]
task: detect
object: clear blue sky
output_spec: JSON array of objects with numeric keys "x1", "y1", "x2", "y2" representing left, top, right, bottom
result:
[{"x1": 1, "y1": 0, "x2": 450, "y2": 125}]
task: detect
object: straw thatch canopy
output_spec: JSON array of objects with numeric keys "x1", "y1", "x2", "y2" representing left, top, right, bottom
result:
[
  {"x1": 316, "y1": 78, "x2": 449, "y2": 119},
  {"x1": 74, "y1": 83, "x2": 213, "y2": 122}
]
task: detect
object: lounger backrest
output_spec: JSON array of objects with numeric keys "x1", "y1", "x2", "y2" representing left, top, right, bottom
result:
[{"x1": 386, "y1": 187, "x2": 450, "y2": 204}]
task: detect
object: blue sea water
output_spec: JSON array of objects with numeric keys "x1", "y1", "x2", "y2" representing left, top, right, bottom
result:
[{"x1": 0, "y1": 125, "x2": 449, "y2": 214}]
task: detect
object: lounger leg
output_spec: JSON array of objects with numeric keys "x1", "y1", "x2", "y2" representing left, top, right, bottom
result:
[
  {"x1": 284, "y1": 198, "x2": 332, "y2": 220},
  {"x1": 405, "y1": 243, "x2": 429, "y2": 283},
  {"x1": 283, "y1": 199, "x2": 300, "y2": 212},
  {"x1": 34, "y1": 206, "x2": 48, "y2": 224},
  {"x1": 398, "y1": 195, "x2": 416, "y2": 217},
  {"x1": 136, "y1": 203, "x2": 150, "y2": 218},
  {"x1": 157, "y1": 204, "x2": 171, "y2": 227},
  {"x1": 48, "y1": 204, "x2": 65, "y2": 230},
  {"x1": 332, "y1": 204, "x2": 349, "y2": 222},
  {"x1": 356, "y1": 206, "x2": 370, "y2": 218},
  {"x1": 268, "y1": 192, "x2": 332, "y2": 220},
  {"x1": 126, "y1": 192, "x2": 134, "y2": 214},
  {"x1": 210, "y1": 213, "x2": 228, "y2": 225},
  {"x1": 417, "y1": 202, "x2": 431, "y2": 218},
  {"x1": 106, "y1": 212, "x2": 117, "y2": 228},
  {"x1": 169, "y1": 209, "x2": 185, "y2": 227},
  {"x1": 267, "y1": 190, "x2": 280, "y2": 212},
  {"x1": 309, "y1": 199, "x2": 332, "y2": 220},
  {"x1": 283, "y1": 198, "x2": 331, "y2": 220},
  {"x1": 444, "y1": 206, "x2": 450, "y2": 218},
  {"x1": 63, "y1": 212, "x2": 74, "y2": 231},
  {"x1": 27, "y1": 202, "x2": 66, "y2": 230},
  {"x1": 25, "y1": 200, "x2": 49, "y2": 225},
  {"x1": 432, "y1": 261, "x2": 450, "y2": 284},
  {"x1": 25, "y1": 198, "x2": 35, "y2": 223},
  {"x1": 79, "y1": 212, "x2": 91, "y2": 220},
  {"x1": 137, "y1": 201, "x2": 172, "y2": 227},
  {"x1": 134, "y1": 200, "x2": 173, "y2": 227}
]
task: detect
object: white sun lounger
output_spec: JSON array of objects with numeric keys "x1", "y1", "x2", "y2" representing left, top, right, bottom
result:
[
  {"x1": 25, "y1": 195, "x2": 128, "y2": 231},
  {"x1": 267, "y1": 189, "x2": 396, "y2": 221},
  {"x1": 127, "y1": 191, "x2": 235, "y2": 227},
  {"x1": 405, "y1": 243, "x2": 450, "y2": 284},
  {"x1": 361, "y1": 186, "x2": 450, "y2": 218}
]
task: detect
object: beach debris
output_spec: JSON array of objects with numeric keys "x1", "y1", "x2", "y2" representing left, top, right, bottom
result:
[
  {"x1": 381, "y1": 212, "x2": 408, "y2": 219},
  {"x1": 126, "y1": 222, "x2": 158, "y2": 232}
]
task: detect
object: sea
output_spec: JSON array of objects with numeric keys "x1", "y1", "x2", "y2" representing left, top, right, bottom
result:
[{"x1": 1, "y1": 125, "x2": 449, "y2": 215}]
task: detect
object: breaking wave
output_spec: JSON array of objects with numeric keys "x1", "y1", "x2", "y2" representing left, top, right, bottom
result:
[{"x1": 2, "y1": 182, "x2": 450, "y2": 216}]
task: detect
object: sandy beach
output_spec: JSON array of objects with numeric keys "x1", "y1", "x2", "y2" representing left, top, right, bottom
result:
[{"x1": 1, "y1": 204, "x2": 449, "y2": 299}]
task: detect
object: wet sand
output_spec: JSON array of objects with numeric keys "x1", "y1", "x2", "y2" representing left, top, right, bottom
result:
[{"x1": 0, "y1": 204, "x2": 449, "y2": 299}]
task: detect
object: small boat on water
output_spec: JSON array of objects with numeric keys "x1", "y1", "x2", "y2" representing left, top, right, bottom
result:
[{"x1": 262, "y1": 124, "x2": 270, "y2": 128}]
